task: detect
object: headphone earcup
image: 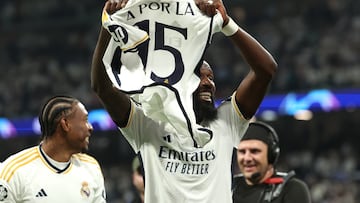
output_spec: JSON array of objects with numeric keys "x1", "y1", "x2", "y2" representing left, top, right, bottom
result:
[
  {"x1": 252, "y1": 121, "x2": 280, "y2": 165},
  {"x1": 269, "y1": 144, "x2": 280, "y2": 165}
]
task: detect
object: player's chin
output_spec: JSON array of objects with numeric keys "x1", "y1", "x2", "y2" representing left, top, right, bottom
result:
[
  {"x1": 80, "y1": 145, "x2": 89, "y2": 153},
  {"x1": 243, "y1": 170, "x2": 255, "y2": 179},
  {"x1": 243, "y1": 167, "x2": 256, "y2": 174},
  {"x1": 81, "y1": 141, "x2": 90, "y2": 152}
]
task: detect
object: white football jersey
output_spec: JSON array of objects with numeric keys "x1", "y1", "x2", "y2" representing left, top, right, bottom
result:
[
  {"x1": 102, "y1": 0, "x2": 224, "y2": 147},
  {"x1": 0, "y1": 146, "x2": 106, "y2": 203},
  {"x1": 120, "y1": 95, "x2": 250, "y2": 203},
  {"x1": 103, "y1": 0, "x2": 223, "y2": 93}
]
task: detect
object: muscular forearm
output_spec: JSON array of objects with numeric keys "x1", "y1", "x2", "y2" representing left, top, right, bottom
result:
[
  {"x1": 91, "y1": 28, "x2": 112, "y2": 93},
  {"x1": 91, "y1": 27, "x2": 131, "y2": 127},
  {"x1": 228, "y1": 20, "x2": 278, "y2": 119},
  {"x1": 229, "y1": 27, "x2": 277, "y2": 80}
]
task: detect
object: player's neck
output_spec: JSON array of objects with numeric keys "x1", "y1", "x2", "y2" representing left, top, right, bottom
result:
[{"x1": 41, "y1": 140, "x2": 73, "y2": 162}]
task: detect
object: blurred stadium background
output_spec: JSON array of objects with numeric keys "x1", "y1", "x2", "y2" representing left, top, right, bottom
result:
[{"x1": 0, "y1": 0, "x2": 359, "y2": 202}]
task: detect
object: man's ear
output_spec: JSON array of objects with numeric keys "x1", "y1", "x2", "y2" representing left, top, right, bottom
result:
[{"x1": 59, "y1": 118, "x2": 70, "y2": 132}]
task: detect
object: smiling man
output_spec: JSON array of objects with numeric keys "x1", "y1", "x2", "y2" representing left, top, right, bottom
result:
[
  {"x1": 233, "y1": 121, "x2": 311, "y2": 203},
  {"x1": 0, "y1": 96, "x2": 106, "y2": 203}
]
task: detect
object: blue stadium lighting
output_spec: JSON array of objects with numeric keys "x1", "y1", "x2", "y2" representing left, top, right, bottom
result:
[
  {"x1": 1, "y1": 89, "x2": 359, "y2": 138},
  {"x1": 278, "y1": 89, "x2": 341, "y2": 115},
  {"x1": 88, "y1": 109, "x2": 117, "y2": 131},
  {"x1": 0, "y1": 118, "x2": 17, "y2": 139}
]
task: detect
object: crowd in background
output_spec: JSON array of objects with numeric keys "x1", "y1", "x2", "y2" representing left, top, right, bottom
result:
[
  {"x1": 0, "y1": 0, "x2": 359, "y2": 118},
  {"x1": 209, "y1": 0, "x2": 360, "y2": 99},
  {"x1": 0, "y1": 0, "x2": 359, "y2": 202}
]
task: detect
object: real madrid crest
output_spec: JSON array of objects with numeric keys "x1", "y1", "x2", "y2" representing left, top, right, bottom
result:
[{"x1": 80, "y1": 181, "x2": 90, "y2": 198}]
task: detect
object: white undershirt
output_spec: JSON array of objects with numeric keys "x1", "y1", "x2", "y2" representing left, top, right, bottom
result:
[{"x1": 40, "y1": 146, "x2": 70, "y2": 170}]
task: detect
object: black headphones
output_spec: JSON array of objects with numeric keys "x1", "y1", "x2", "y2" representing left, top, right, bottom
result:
[{"x1": 249, "y1": 121, "x2": 280, "y2": 166}]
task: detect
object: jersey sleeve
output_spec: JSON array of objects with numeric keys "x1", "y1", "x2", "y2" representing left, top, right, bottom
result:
[
  {"x1": 92, "y1": 161, "x2": 107, "y2": 203},
  {"x1": 0, "y1": 179, "x2": 15, "y2": 203},
  {"x1": 0, "y1": 166, "x2": 23, "y2": 203},
  {"x1": 119, "y1": 101, "x2": 158, "y2": 152},
  {"x1": 217, "y1": 93, "x2": 250, "y2": 148}
]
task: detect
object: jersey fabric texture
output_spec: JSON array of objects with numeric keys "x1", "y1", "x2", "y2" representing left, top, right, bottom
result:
[
  {"x1": 102, "y1": 0, "x2": 224, "y2": 147},
  {"x1": 0, "y1": 146, "x2": 106, "y2": 203},
  {"x1": 120, "y1": 94, "x2": 249, "y2": 203},
  {"x1": 232, "y1": 172, "x2": 311, "y2": 203}
]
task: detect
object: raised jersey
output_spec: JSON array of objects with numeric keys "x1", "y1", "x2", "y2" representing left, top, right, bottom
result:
[
  {"x1": 102, "y1": 0, "x2": 223, "y2": 93},
  {"x1": 102, "y1": 0, "x2": 224, "y2": 147}
]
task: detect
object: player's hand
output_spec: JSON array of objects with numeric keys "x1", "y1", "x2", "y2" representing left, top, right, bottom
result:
[
  {"x1": 195, "y1": 0, "x2": 229, "y2": 26},
  {"x1": 104, "y1": 0, "x2": 128, "y2": 15}
]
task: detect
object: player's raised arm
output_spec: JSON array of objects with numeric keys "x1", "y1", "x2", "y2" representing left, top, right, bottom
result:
[
  {"x1": 91, "y1": 27, "x2": 131, "y2": 128},
  {"x1": 196, "y1": 0, "x2": 277, "y2": 119},
  {"x1": 228, "y1": 22, "x2": 277, "y2": 119},
  {"x1": 91, "y1": 1, "x2": 131, "y2": 127}
]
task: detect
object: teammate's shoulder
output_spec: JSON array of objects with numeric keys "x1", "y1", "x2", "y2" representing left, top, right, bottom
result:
[
  {"x1": 2, "y1": 146, "x2": 39, "y2": 167},
  {"x1": 0, "y1": 146, "x2": 40, "y2": 182},
  {"x1": 72, "y1": 153, "x2": 100, "y2": 166}
]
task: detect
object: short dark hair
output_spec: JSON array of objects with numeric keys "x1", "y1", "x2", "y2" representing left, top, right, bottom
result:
[
  {"x1": 39, "y1": 96, "x2": 79, "y2": 139},
  {"x1": 241, "y1": 121, "x2": 280, "y2": 165}
]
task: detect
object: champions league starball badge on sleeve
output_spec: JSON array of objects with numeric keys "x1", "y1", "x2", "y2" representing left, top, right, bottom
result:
[{"x1": 0, "y1": 185, "x2": 8, "y2": 201}]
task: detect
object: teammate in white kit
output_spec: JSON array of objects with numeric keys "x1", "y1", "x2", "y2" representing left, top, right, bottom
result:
[
  {"x1": 0, "y1": 96, "x2": 106, "y2": 203},
  {"x1": 91, "y1": 0, "x2": 277, "y2": 202}
]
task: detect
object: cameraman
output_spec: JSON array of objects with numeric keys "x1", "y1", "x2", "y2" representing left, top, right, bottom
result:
[{"x1": 232, "y1": 121, "x2": 311, "y2": 203}]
